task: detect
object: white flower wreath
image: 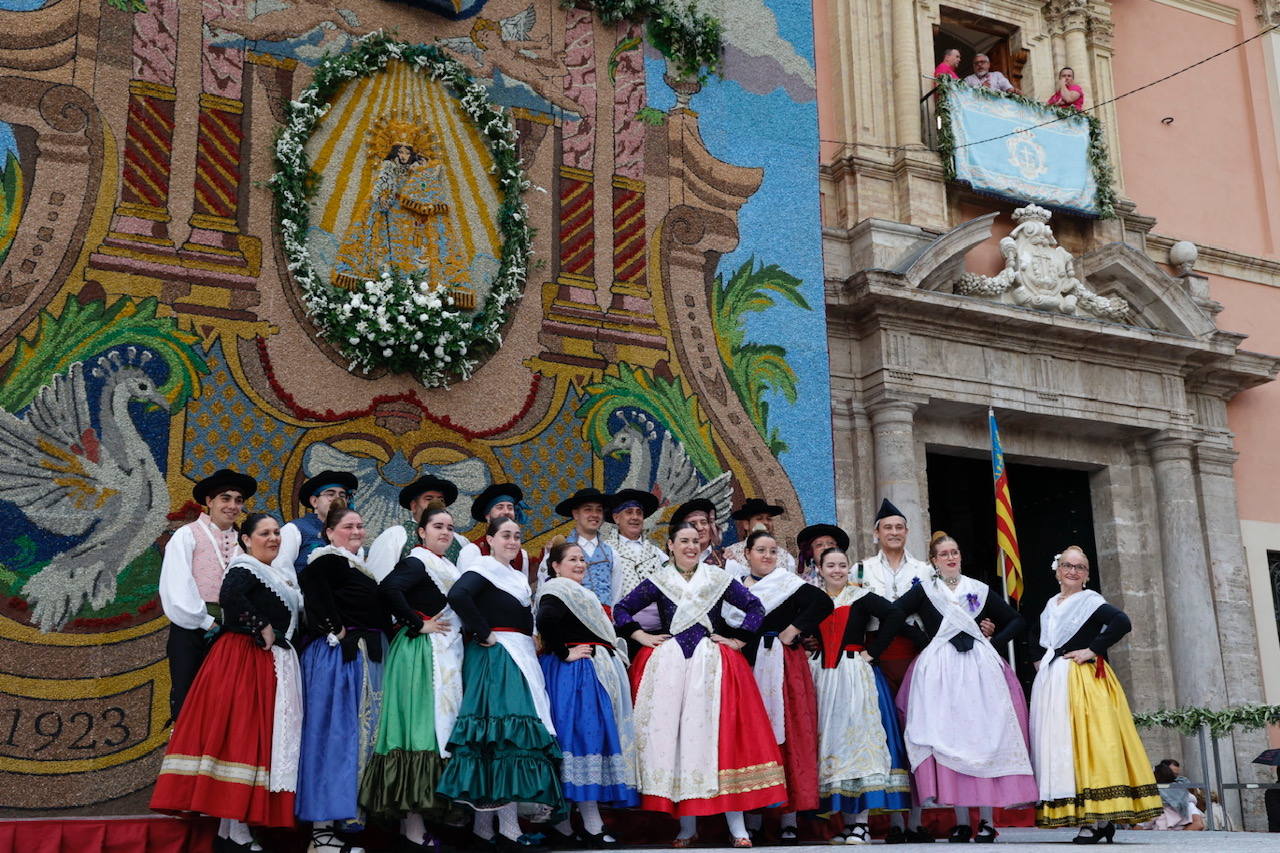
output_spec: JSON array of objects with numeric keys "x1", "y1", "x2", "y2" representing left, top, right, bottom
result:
[{"x1": 270, "y1": 32, "x2": 532, "y2": 387}]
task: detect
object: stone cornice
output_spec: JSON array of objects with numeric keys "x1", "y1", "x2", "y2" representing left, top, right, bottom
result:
[
  {"x1": 1150, "y1": 0, "x2": 1239, "y2": 24},
  {"x1": 1144, "y1": 232, "x2": 1280, "y2": 287}
]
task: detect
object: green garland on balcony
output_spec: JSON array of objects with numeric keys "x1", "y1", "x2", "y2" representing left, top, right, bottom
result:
[
  {"x1": 1132, "y1": 704, "x2": 1280, "y2": 738},
  {"x1": 933, "y1": 76, "x2": 1117, "y2": 219},
  {"x1": 564, "y1": 0, "x2": 724, "y2": 82}
]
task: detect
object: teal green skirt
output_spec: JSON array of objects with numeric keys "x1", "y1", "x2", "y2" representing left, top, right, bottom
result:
[
  {"x1": 436, "y1": 641, "x2": 565, "y2": 816},
  {"x1": 359, "y1": 627, "x2": 446, "y2": 819}
]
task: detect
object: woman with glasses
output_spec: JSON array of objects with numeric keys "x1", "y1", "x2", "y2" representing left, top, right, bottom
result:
[
  {"x1": 893, "y1": 533, "x2": 1036, "y2": 843},
  {"x1": 1028, "y1": 546, "x2": 1161, "y2": 843}
]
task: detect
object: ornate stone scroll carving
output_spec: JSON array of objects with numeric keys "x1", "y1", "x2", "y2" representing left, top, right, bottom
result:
[{"x1": 955, "y1": 204, "x2": 1129, "y2": 321}]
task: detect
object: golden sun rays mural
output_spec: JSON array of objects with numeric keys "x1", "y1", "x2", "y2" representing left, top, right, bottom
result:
[{"x1": 305, "y1": 59, "x2": 504, "y2": 305}]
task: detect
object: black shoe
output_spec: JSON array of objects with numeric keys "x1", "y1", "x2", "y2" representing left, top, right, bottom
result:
[
  {"x1": 495, "y1": 834, "x2": 550, "y2": 853},
  {"x1": 907, "y1": 826, "x2": 937, "y2": 842},
  {"x1": 543, "y1": 827, "x2": 582, "y2": 849},
  {"x1": 467, "y1": 834, "x2": 499, "y2": 851},
  {"x1": 779, "y1": 827, "x2": 799, "y2": 846},
  {"x1": 884, "y1": 826, "x2": 907, "y2": 845},
  {"x1": 1071, "y1": 822, "x2": 1115, "y2": 845},
  {"x1": 579, "y1": 832, "x2": 619, "y2": 849},
  {"x1": 947, "y1": 824, "x2": 972, "y2": 843},
  {"x1": 973, "y1": 820, "x2": 997, "y2": 844}
]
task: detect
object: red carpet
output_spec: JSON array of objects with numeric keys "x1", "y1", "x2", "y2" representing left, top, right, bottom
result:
[{"x1": 0, "y1": 816, "x2": 215, "y2": 853}]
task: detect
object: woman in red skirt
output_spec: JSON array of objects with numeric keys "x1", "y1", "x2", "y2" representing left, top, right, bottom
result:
[
  {"x1": 733, "y1": 530, "x2": 832, "y2": 843},
  {"x1": 613, "y1": 522, "x2": 787, "y2": 848},
  {"x1": 152, "y1": 513, "x2": 304, "y2": 851}
]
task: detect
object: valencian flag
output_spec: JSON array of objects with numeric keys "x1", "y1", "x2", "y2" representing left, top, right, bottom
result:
[{"x1": 989, "y1": 408, "x2": 1024, "y2": 603}]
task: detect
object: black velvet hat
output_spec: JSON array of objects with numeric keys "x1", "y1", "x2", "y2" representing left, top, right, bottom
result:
[
  {"x1": 194, "y1": 468, "x2": 258, "y2": 505},
  {"x1": 731, "y1": 498, "x2": 784, "y2": 521},
  {"x1": 471, "y1": 483, "x2": 524, "y2": 522},
  {"x1": 605, "y1": 488, "x2": 660, "y2": 522},
  {"x1": 555, "y1": 487, "x2": 609, "y2": 518},
  {"x1": 398, "y1": 475, "x2": 459, "y2": 510},
  {"x1": 796, "y1": 523, "x2": 850, "y2": 555},
  {"x1": 298, "y1": 470, "x2": 358, "y2": 508},
  {"x1": 874, "y1": 498, "x2": 907, "y2": 523},
  {"x1": 669, "y1": 498, "x2": 716, "y2": 528}
]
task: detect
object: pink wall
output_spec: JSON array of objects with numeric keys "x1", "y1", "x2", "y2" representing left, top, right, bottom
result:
[
  {"x1": 1111, "y1": 0, "x2": 1280, "y2": 256},
  {"x1": 1210, "y1": 273, "x2": 1280, "y2": 522}
]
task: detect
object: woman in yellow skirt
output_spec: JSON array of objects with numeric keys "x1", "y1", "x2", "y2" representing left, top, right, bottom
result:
[{"x1": 1028, "y1": 546, "x2": 1162, "y2": 844}]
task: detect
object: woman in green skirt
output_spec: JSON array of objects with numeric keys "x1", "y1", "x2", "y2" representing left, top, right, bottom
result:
[
  {"x1": 438, "y1": 517, "x2": 565, "y2": 851},
  {"x1": 359, "y1": 502, "x2": 463, "y2": 851}
]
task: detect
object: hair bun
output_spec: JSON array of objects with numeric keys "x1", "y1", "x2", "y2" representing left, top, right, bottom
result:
[
  {"x1": 548, "y1": 534, "x2": 568, "y2": 549},
  {"x1": 425, "y1": 498, "x2": 447, "y2": 512},
  {"x1": 929, "y1": 530, "x2": 949, "y2": 544}
]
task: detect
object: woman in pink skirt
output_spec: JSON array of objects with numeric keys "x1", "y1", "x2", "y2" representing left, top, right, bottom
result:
[{"x1": 894, "y1": 533, "x2": 1037, "y2": 843}]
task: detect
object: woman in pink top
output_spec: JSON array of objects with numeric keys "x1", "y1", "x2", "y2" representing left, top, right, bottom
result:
[{"x1": 1047, "y1": 66, "x2": 1085, "y2": 110}]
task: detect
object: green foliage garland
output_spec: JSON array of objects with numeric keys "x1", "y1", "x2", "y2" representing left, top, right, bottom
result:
[
  {"x1": 1132, "y1": 704, "x2": 1280, "y2": 738},
  {"x1": 933, "y1": 76, "x2": 1117, "y2": 219},
  {"x1": 564, "y1": 0, "x2": 724, "y2": 82},
  {"x1": 0, "y1": 295, "x2": 208, "y2": 412},
  {"x1": 710, "y1": 257, "x2": 808, "y2": 456},
  {"x1": 577, "y1": 362, "x2": 722, "y2": 479},
  {"x1": 270, "y1": 32, "x2": 532, "y2": 388}
]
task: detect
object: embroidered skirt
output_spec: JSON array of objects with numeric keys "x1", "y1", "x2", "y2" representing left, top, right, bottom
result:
[
  {"x1": 810, "y1": 652, "x2": 909, "y2": 815},
  {"x1": 898, "y1": 654, "x2": 1038, "y2": 808},
  {"x1": 358, "y1": 628, "x2": 447, "y2": 819},
  {"x1": 774, "y1": 644, "x2": 820, "y2": 812},
  {"x1": 540, "y1": 651, "x2": 639, "y2": 806},
  {"x1": 436, "y1": 641, "x2": 565, "y2": 814},
  {"x1": 296, "y1": 636, "x2": 384, "y2": 823},
  {"x1": 151, "y1": 633, "x2": 301, "y2": 827},
  {"x1": 629, "y1": 638, "x2": 787, "y2": 817},
  {"x1": 1030, "y1": 656, "x2": 1162, "y2": 827}
]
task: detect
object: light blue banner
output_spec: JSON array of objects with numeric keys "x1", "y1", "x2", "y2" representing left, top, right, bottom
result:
[{"x1": 946, "y1": 84, "x2": 1099, "y2": 216}]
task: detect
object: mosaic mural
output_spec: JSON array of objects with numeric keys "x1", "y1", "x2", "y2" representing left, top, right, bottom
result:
[{"x1": 0, "y1": 0, "x2": 831, "y2": 814}]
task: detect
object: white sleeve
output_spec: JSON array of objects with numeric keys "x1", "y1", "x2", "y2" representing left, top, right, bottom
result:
[
  {"x1": 158, "y1": 526, "x2": 214, "y2": 631},
  {"x1": 367, "y1": 526, "x2": 407, "y2": 582},
  {"x1": 457, "y1": 543, "x2": 481, "y2": 571},
  {"x1": 273, "y1": 522, "x2": 301, "y2": 572}
]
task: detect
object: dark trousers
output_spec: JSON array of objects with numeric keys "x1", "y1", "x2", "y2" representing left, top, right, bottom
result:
[{"x1": 166, "y1": 624, "x2": 209, "y2": 721}]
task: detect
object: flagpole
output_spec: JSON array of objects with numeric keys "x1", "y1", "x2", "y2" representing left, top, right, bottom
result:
[
  {"x1": 998, "y1": 551, "x2": 1016, "y2": 669},
  {"x1": 990, "y1": 407, "x2": 1017, "y2": 670}
]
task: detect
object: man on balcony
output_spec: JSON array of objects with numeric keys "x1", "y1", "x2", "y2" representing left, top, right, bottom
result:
[
  {"x1": 933, "y1": 47, "x2": 961, "y2": 80},
  {"x1": 963, "y1": 53, "x2": 1019, "y2": 94}
]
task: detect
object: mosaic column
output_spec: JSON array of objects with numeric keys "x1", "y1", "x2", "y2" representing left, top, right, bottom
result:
[
  {"x1": 603, "y1": 22, "x2": 663, "y2": 351},
  {"x1": 179, "y1": 0, "x2": 250, "y2": 268},
  {"x1": 101, "y1": 0, "x2": 180, "y2": 256},
  {"x1": 541, "y1": 7, "x2": 604, "y2": 363}
]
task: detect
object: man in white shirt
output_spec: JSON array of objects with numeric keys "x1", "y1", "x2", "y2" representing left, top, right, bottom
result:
[
  {"x1": 457, "y1": 482, "x2": 533, "y2": 583},
  {"x1": 547, "y1": 487, "x2": 617, "y2": 605},
  {"x1": 366, "y1": 475, "x2": 470, "y2": 581},
  {"x1": 158, "y1": 468, "x2": 256, "y2": 720},
  {"x1": 856, "y1": 498, "x2": 935, "y2": 844},
  {"x1": 962, "y1": 53, "x2": 1019, "y2": 94},
  {"x1": 273, "y1": 470, "x2": 357, "y2": 575},
  {"x1": 723, "y1": 497, "x2": 797, "y2": 577}
]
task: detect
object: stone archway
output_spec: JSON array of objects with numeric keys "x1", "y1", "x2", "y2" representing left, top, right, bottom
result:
[{"x1": 825, "y1": 208, "x2": 1280, "y2": 827}]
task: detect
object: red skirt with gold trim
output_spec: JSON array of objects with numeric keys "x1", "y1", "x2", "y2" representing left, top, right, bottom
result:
[
  {"x1": 630, "y1": 640, "x2": 787, "y2": 817},
  {"x1": 151, "y1": 632, "x2": 295, "y2": 827}
]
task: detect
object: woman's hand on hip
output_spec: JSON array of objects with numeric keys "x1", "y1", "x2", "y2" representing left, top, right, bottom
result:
[
  {"x1": 711, "y1": 633, "x2": 745, "y2": 651},
  {"x1": 634, "y1": 630, "x2": 670, "y2": 649}
]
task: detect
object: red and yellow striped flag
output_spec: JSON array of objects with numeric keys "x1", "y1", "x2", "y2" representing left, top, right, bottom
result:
[{"x1": 989, "y1": 408, "x2": 1023, "y2": 603}]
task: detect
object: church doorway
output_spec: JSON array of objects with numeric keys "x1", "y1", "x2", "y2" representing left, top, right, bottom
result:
[{"x1": 925, "y1": 451, "x2": 1101, "y2": 682}]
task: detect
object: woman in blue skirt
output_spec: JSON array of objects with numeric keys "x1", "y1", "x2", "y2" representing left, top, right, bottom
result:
[
  {"x1": 809, "y1": 548, "x2": 911, "y2": 845},
  {"x1": 297, "y1": 503, "x2": 391, "y2": 852},
  {"x1": 537, "y1": 537, "x2": 639, "y2": 845}
]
